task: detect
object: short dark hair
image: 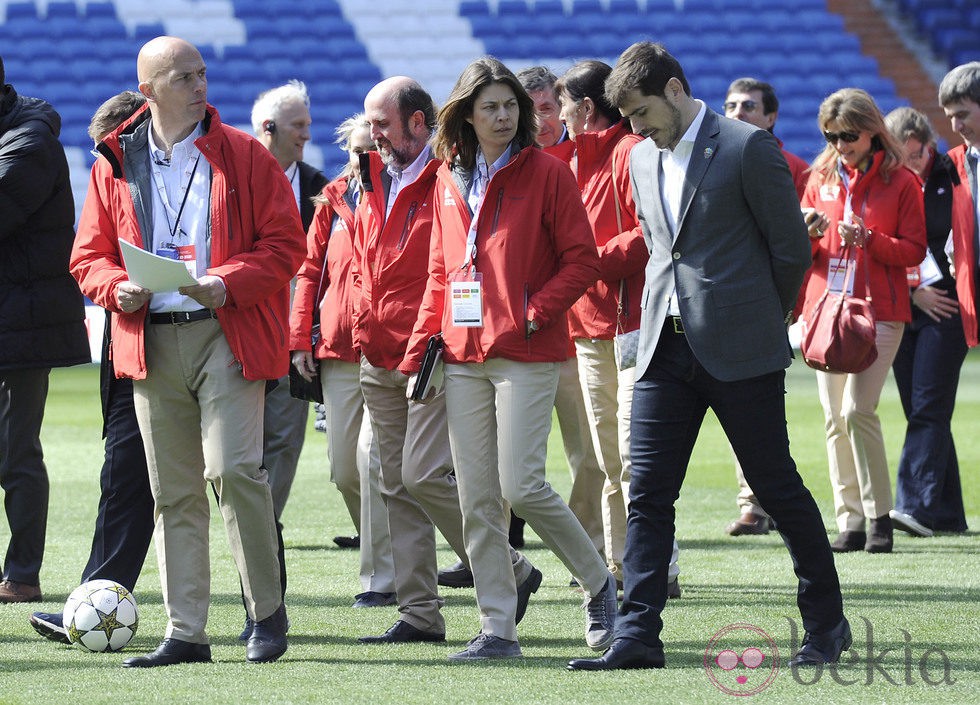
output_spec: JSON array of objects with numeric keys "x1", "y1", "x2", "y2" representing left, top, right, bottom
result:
[
  {"x1": 555, "y1": 60, "x2": 621, "y2": 125},
  {"x1": 395, "y1": 81, "x2": 437, "y2": 135},
  {"x1": 726, "y1": 77, "x2": 779, "y2": 115},
  {"x1": 88, "y1": 90, "x2": 147, "y2": 142},
  {"x1": 516, "y1": 65, "x2": 558, "y2": 98},
  {"x1": 605, "y1": 42, "x2": 690, "y2": 109},
  {"x1": 433, "y1": 57, "x2": 537, "y2": 170},
  {"x1": 938, "y1": 61, "x2": 980, "y2": 108}
]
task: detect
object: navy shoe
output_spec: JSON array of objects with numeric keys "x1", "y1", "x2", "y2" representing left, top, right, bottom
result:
[
  {"x1": 358, "y1": 620, "x2": 445, "y2": 644},
  {"x1": 515, "y1": 567, "x2": 542, "y2": 625},
  {"x1": 352, "y1": 591, "x2": 397, "y2": 608},
  {"x1": 437, "y1": 560, "x2": 474, "y2": 588},
  {"x1": 788, "y1": 618, "x2": 852, "y2": 667},
  {"x1": 30, "y1": 611, "x2": 70, "y2": 644}
]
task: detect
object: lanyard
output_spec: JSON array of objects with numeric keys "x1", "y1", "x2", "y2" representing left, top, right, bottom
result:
[{"x1": 151, "y1": 154, "x2": 202, "y2": 241}]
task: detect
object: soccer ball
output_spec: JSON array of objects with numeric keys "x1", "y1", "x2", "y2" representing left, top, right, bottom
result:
[{"x1": 63, "y1": 579, "x2": 139, "y2": 652}]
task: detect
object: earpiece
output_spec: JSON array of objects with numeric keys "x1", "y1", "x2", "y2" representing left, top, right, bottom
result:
[{"x1": 265, "y1": 120, "x2": 276, "y2": 135}]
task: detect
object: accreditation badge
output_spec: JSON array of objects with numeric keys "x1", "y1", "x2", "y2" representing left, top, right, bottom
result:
[
  {"x1": 827, "y1": 257, "x2": 855, "y2": 295},
  {"x1": 450, "y1": 272, "x2": 483, "y2": 327}
]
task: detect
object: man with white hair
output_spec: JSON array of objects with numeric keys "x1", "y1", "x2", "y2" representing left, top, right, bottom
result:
[{"x1": 246, "y1": 82, "x2": 327, "y2": 638}]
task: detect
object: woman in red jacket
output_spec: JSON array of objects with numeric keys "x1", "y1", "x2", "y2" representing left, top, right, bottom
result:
[
  {"x1": 800, "y1": 88, "x2": 926, "y2": 554},
  {"x1": 289, "y1": 115, "x2": 396, "y2": 607},
  {"x1": 400, "y1": 57, "x2": 615, "y2": 661}
]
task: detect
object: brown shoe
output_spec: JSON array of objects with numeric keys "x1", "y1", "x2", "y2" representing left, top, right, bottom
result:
[
  {"x1": 725, "y1": 512, "x2": 771, "y2": 536},
  {"x1": 0, "y1": 580, "x2": 42, "y2": 603},
  {"x1": 830, "y1": 530, "x2": 866, "y2": 552}
]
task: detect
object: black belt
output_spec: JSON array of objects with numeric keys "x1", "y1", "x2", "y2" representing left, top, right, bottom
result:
[
  {"x1": 665, "y1": 315, "x2": 685, "y2": 334},
  {"x1": 147, "y1": 309, "x2": 217, "y2": 325}
]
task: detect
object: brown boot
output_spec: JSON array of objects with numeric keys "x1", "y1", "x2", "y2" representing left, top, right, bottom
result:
[
  {"x1": 830, "y1": 530, "x2": 866, "y2": 552},
  {"x1": 865, "y1": 515, "x2": 893, "y2": 553},
  {"x1": 725, "y1": 512, "x2": 771, "y2": 536},
  {"x1": 0, "y1": 579, "x2": 42, "y2": 603}
]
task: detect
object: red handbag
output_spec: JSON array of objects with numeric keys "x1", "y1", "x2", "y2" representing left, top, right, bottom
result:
[{"x1": 801, "y1": 245, "x2": 878, "y2": 374}]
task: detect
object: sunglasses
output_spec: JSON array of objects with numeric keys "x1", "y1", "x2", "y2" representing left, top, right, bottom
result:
[
  {"x1": 823, "y1": 130, "x2": 861, "y2": 144},
  {"x1": 723, "y1": 100, "x2": 758, "y2": 113}
]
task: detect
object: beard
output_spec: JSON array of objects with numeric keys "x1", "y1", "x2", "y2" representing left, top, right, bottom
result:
[
  {"x1": 651, "y1": 103, "x2": 683, "y2": 150},
  {"x1": 376, "y1": 135, "x2": 423, "y2": 170}
]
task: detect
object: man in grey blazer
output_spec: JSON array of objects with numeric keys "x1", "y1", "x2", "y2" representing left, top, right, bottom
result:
[{"x1": 569, "y1": 42, "x2": 849, "y2": 671}]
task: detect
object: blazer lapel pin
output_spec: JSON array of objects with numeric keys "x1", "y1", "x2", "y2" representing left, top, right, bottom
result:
[{"x1": 703, "y1": 147, "x2": 714, "y2": 159}]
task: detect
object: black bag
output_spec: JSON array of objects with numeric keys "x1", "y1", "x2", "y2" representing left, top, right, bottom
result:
[{"x1": 288, "y1": 323, "x2": 323, "y2": 403}]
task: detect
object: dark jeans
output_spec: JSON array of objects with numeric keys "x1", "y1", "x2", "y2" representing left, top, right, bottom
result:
[
  {"x1": 81, "y1": 376, "x2": 155, "y2": 591},
  {"x1": 891, "y1": 312, "x2": 968, "y2": 532},
  {"x1": 0, "y1": 367, "x2": 51, "y2": 584},
  {"x1": 617, "y1": 323, "x2": 844, "y2": 649}
]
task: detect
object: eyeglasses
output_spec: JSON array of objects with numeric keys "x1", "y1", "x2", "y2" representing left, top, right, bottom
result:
[
  {"x1": 823, "y1": 130, "x2": 861, "y2": 144},
  {"x1": 723, "y1": 100, "x2": 758, "y2": 113}
]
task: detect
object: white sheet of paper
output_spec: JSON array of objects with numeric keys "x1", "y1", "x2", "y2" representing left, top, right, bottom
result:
[
  {"x1": 119, "y1": 239, "x2": 198, "y2": 292},
  {"x1": 918, "y1": 248, "x2": 944, "y2": 288}
]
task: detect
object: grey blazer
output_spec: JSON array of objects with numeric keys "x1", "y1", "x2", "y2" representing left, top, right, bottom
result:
[{"x1": 630, "y1": 108, "x2": 811, "y2": 382}]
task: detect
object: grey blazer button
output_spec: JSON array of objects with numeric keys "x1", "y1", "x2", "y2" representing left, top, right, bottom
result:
[{"x1": 672, "y1": 251, "x2": 681, "y2": 260}]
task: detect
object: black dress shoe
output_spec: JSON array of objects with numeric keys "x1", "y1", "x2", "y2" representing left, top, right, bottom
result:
[
  {"x1": 515, "y1": 567, "x2": 542, "y2": 625},
  {"x1": 567, "y1": 638, "x2": 666, "y2": 671},
  {"x1": 352, "y1": 591, "x2": 397, "y2": 608},
  {"x1": 246, "y1": 604, "x2": 288, "y2": 663},
  {"x1": 788, "y1": 618, "x2": 852, "y2": 667},
  {"x1": 437, "y1": 560, "x2": 474, "y2": 588},
  {"x1": 358, "y1": 620, "x2": 445, "y2": 644},
  {"x1": 238, "y1": 616, "x2": 254, "y2": 641},
  {"x1": 865, "y1": 515, "x2": 893, "y2": 553},
  {"x1": 333, "y1": 535, "x2": 360, "y2": 549},
  {"x1": 830, "y1": 530, "x2": 866, "y2": 552},
  {"x1": 123, "y1": 638, "x2": 212, "y2": 668},
  {"x1": 30, "y1": 611, "x2": 70, "y2": 644}
]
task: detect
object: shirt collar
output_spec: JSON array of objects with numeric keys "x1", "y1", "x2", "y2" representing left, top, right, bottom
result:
[
  {"x1": 148, "y1": 123, "x2": 202, "y2": 166},
  {"x1": 475, "y1": 143, "x2": 513, "y2": 181},
  {"x1": 661, "y1": 99, "x2": 706, "y2": 157}
]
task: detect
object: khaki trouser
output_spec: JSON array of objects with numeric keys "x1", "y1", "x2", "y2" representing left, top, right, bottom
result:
[
  {"x1": 553, "y1": 358, "x2": 605, "y2": 554},
  {"x1": 446, "y1": 359, "x2": 608, "y2": 641},
  {"x1": 816, "y1": 321, "x2": 904, "y2": 532},
  {"x1": 134, "y1": 319, "x2": 281, "y2": 643},
  {"x1": 320, "y1": 359, "x2": 394, "y2": 594},
  {"x1": 359, "y1": 358, "x2": 532, "y2": 634}
]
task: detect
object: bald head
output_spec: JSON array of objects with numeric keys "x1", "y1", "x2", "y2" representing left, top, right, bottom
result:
[
  {"x1": 363, "y1": 76, "x2": 435, "y2": 169},
  {"x1": 136, "y1": 36, "x2": 208, "y2": 153}
]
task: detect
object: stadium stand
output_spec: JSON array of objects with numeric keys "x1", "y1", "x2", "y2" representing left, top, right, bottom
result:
[{"x1": 0, "y1": 0, "x2": 952, "y2": 215}]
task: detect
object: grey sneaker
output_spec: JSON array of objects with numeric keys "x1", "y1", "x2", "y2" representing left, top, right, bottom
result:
[
  {"x1": 448, "y1": 633, "x2": 522, "y2": 661},
  {"x1": 584, "y1": 573, "x2": 618, "y2": 651},
  {"x1": 889, "y1": 510, "x2": 934, "y2": 538}
]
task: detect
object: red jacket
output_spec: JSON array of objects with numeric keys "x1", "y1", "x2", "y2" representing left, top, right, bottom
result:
[
  {"x1": 800, "y1": 151, "x2": 926, "y2": 324},
  {"x1": 400, "y1": 146, "x2": 600, "y2": 371},
  {"x1": 352, "y1": 150, "x2": 441, "y2": 370},
  {"x1": 290, "y1": 176, "x2": 360, "y2": 362},
  {"x1": 71, "y1": 105, "x2": 305, "y2": 381},
  {"x1": 948, "y1": 145, "x2": 979, "y2": 347},
  {"x1": 779, "y1": 141, "x2": 809, "y2": 198},
  {"x1": 547, "y1": 122, "x2": 647, "y2": 339}
]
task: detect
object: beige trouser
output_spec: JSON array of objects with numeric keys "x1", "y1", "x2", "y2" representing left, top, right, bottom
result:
[
  {"x1": 445, "y1": 359, "x2": 609, "y2": 641},
  {"x1": 733, "y1": 458, "x2": 768, "y2": 517},
  {"x1": 553, "y1": 357, "x2": 605, "y2": 553},
  {"x1": 321, "y1": 359, "x2": 394, "y2": 593},
  {"x1": 133, "y1": 319, "x2": 281, "y2": 644},
  {"x1": 816, "y1": 321, "x2": 905, "y2": 532},
  {"x1": 359, "y1": 358, "x2": 531, "y2": 633},
  {"x1": 262, "y1": 375, "x2": 308, "y2": 519}
]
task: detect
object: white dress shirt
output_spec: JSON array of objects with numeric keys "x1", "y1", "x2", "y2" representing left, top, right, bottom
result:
[
  {"x1": 660, "y1": 100, "x2": 706, "y2": 315},
  {"x1": 386, "y1": 145, "x2": 431, "y2": 218},
  {"x1": 147, "y1": 124, "x2": 212, "y2": 312}
]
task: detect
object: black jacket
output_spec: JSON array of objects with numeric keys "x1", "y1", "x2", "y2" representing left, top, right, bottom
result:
[{"x1": 0, "y1": 84, "x2": 89, "y2": 370}]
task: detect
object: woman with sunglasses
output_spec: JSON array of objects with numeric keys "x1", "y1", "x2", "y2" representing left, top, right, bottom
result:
[
  {"x1": 800, "y1": 88, "x2": 926, "y2": 554},
  {"x1": 400, "y1": 57, "x2": 616, "y2": 660}
]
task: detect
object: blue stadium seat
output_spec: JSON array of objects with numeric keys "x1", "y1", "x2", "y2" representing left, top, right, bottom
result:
[{"x1": 459, "y1": 0, "x2": 491, "y2": 18}]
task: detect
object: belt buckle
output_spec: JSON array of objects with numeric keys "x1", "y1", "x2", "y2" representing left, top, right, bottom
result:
[{"x1": 672, "y1": 316, "x2": 684, "y2": 334}]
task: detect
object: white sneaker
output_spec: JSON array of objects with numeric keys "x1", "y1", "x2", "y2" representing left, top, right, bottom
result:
[
  {"x1": 889, "y1": 510, "x2": 933, "y2": 537},
  {"x1": 584, "y1": 573, "x2": 618, "y2": 651}
]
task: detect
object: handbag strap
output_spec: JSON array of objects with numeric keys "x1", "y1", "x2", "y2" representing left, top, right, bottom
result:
[{"x1": 834, "y1": 244, "x2": 873, "y2": 303}]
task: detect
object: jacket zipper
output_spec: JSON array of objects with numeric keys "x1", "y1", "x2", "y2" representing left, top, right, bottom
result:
[
  {"x1": 489, "y1": 190, "x2": 503, "y2": 238},
  {"x1": 397, "y1": 201, "x2": 418, "y2": 251}
]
